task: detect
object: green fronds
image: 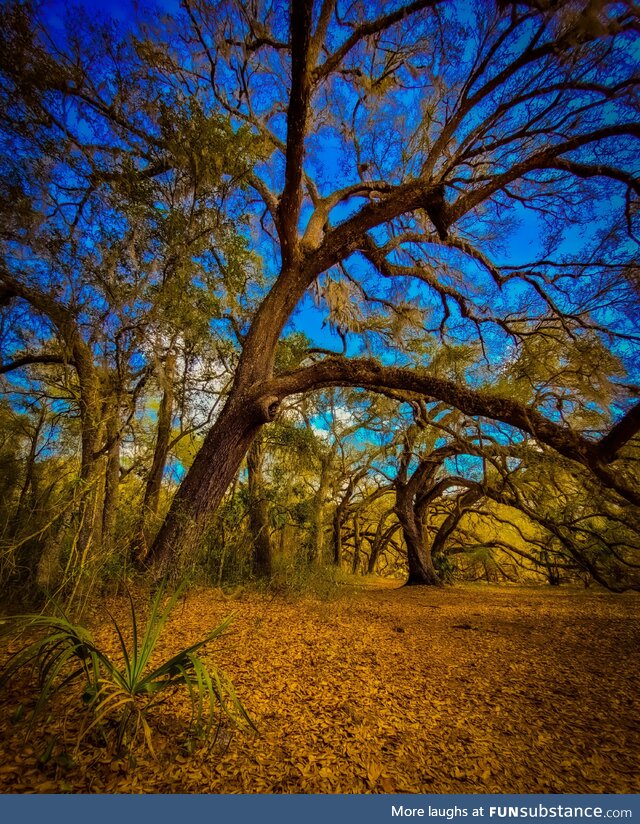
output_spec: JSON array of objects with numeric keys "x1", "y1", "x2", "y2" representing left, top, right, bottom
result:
[{"x1": 0, "y1": 583, "x2": 255, "y2": 756}]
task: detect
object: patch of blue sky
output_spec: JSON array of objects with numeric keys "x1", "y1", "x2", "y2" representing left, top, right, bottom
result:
[
  {"x1": 444, "y1": 453, "x2": 484, "y2": 481},
  {"x1": 284, "y1": 293, "x2": 344, "y2": 353}
]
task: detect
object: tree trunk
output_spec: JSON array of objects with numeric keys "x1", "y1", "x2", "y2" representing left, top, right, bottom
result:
[
  {"x1": 74, "y1": 372, "x2": 106, "y2": 569},
  {"x1": 310, "y1": 456, "x2": 330, "y2": 563},
  {"x1": 10, "y1": 409, "x2": 47, "y2": 592},
  {"x1": 402, "y1": 519, "x2": 442, "y2": 586},
  {"x1": 395, "y1": 482, "x2": 442, "y2": 586},
  {"x1": 367, "y1": 520, "x2": 400, "y2": 575},
  {"x1": 331, "y1": 468, "x2": 366, "y2": 568},
  {"x1": 133, "y1": 351, "x2": 176, "y2": 563},
  {"x1": 430, "y1": 488, "x2": 481, "y2": 569},
  {"x1": 101, "y1": 406, "x2": 121, "y2": 554},
  {"x1": 147, "y1": 252, "x2": 299, "y2": 575},
  {"x1": 12, "y1": 406, "x2": 45, "y2": 536},
  {"x1": 145, "y1": 352, "x2": 176, "y2": 521},
  {"x1": 247, "y1": 431, "x2": 272, "y2": 578},
  {"x1": 147, "y1": 389, "x2": 274, "y2": 575},
  {"x1": 351, "y1": 513, "x2": 362, "y2": 575},
  {"x1": 332, "y1": 507, "x2": 343, "y2": 567}
]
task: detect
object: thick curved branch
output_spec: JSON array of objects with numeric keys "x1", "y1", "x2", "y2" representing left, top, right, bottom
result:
[
  {"x1": 302, "y1": 181, "x2": 393, "y2": 251},
  {"x1": 0, "y1": 353, "x2": 68, "y2": 375},
  {"x1": 259, "y1": 356, "x2": 640, "y2": 505},
  {"x1": 0, "y1": 268, "x2": 73, "y2": 332},
  {"x1": 434, "y1": 235, "x2": 505, "y2": 288},
  {"x1": 0, "y1": 269, "x2": 95, "y2": 385},
  {"x1": 264, "y1": 356, "x2": 594, "y2": 459},
  {"x1": 430, "y1": 486, "x2": 483, "y2": 558},
  {"x1": 595, "y1": 401, "x2": 640, "y2": 463},
  {"x1": 545, "y1": 160, "x2": 640, "y2": 196},
  {"x1": 418, "y1": 476, "x2": 477, "y2": 509},
  {"x1": 307, "y1": 179, "x2": 449, "y2": 276}
]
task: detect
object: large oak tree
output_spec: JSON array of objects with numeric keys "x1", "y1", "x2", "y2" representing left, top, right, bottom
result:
[
  {"x1": 1, "y1": 0, "x2": 638, "y2": 580},
  {"x1": 148, "y1": 0, "x2": 640, "y2": 572}
]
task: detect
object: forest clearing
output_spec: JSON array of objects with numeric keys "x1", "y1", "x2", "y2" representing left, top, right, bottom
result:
[{"x1": 1, "y1": 583, "x2": 638, "y2": 795}]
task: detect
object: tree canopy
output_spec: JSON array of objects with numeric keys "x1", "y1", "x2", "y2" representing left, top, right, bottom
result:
[{"x1": 0, "y1": 0, "x2": 639, "y2": 595}]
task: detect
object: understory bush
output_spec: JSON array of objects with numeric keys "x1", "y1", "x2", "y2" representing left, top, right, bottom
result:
[
  {"x1": 0, "y1": 583, "x2": 255, "y2": 756},
  {"x1": 263, "y1": 555, "x2": 344, "y2": 601}
]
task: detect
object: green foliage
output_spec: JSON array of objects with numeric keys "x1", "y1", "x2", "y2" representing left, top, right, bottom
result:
[
  {"x1": 426, "y1": 342, "x2": 481, "y2": 381},
  {"x1": 264, "y1": 555, "x2": 343, "y2": 602},
  {"x1": 274, "y1": 332, "x2": 312, "y2": 372},
  {"x1": 158, "y1": 96, "x2": 267, "y2": 188},
  {"x1": 494, "y1": 330, "x2": 624, "y2": 420},
  {"x1": 269, "y1": 419, "x2": 317, "y2": 457},
  {"x1": 433, "y1": 552, "x2": 456, "y2": 584},
  {"x1": 0, "y1": 583, "x2": 255, "y2": 755},
  {"x1": 170, "y1": 430, "x2": 204, "y2": 472}
]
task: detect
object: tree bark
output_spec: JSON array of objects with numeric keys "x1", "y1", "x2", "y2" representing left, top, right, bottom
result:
[
  {"x1": 430, "y1": 487, "x2": 482, "y2": 562},
  {"x1": 367, "y1": 518, "x2": 400, "y2": 575},
  {"x1": 247, "y1": 431, "x2": 272, "y2": 578},
  {"x1": 332, "y1": 506, "x2": 343, "y2": 567},
  {"x1": 133, "y1": 351, "x2": 176, "y2": 563},
  {"x1": 74, "y1": 362, "x2": 106, "y2": 568},
  {"x1": 351, "y1": 513, "x2": 362, "y2": 575},
  {"x1": 310, "y1": 455, "x2": 331, "y2": 563},
  {"x1": 147, "y1": 388, "x2": 278, "y2": 574},
  {"x1": 394, "y1": 480, "x2": 442, "y2": 586},
  {"x1": 145, "y1": 352, "x2": 176, "y2": 521},
  {"x1": 331, "y1": 468, "x2": 366, "y2": 567},
  {"x1": 101, "y1": 402, "x2": 121, "y2": 554},
  {"x1": 12, "y1": 406, "x2": 45, "y2": 536}
]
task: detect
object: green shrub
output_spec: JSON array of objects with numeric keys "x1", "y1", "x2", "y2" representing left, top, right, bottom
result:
[
  {"x1": 433, "y1": 552, "x2": 456, "y2": 584},
  {"x1": 264, "y1": 556, "x2": 344, "y2": 601},
  {"x1": 0, "y1": 583, "x2": 255, "y2": 756}
]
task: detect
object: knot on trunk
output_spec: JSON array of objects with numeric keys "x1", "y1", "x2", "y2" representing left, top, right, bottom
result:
[{"x1": 256, "y1": 395, "x2": 281, "y2": 423}]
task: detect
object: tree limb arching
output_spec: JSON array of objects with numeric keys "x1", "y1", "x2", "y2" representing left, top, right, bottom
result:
[{"x1": 259, "y1": 356, "x2": 640, "y2": 506}]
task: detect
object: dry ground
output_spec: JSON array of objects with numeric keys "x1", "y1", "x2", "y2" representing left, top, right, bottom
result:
[{"x1": 0, "y1": 583, "x2": 638, "y2": 793}]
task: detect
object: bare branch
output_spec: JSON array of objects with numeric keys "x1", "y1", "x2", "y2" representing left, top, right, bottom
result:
[
  {"x1": 451, "y1": 125, "x2": 640, "y2": 221},
  {"x1": 313, "y1": 1, "x2": 442, "y2": 81},
  {"x1": 0, "y1": 353, "x2": 68, "y2": 375}
]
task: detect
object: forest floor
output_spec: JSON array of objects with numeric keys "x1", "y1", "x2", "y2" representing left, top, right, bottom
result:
[{"x1": 0, "y1": 582, "x2": 638, "y2": 794}]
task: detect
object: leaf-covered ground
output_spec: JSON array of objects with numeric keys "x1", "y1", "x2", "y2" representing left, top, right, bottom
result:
[{"x1": 0, "y1": 583, "x2": 638, "y2": 793}]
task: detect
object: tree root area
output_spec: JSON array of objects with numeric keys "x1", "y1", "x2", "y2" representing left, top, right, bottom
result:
[{"x1": 0, "y1": 584, "x2": 638, "y2": 793}]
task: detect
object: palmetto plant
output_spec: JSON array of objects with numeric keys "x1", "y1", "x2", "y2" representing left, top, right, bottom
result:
[{"x1": 0, "y1": 584, "x2": 255, "y2": 755}]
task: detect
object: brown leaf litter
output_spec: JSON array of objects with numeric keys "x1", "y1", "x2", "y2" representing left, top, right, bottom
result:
[{"x1": 0, "y1": 583, "x2": 638, "y2": 794}]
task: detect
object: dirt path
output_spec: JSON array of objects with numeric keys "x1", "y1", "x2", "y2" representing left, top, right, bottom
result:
[{"x1": 0, "y1": 584, "x2": 638, "y2": 793}]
